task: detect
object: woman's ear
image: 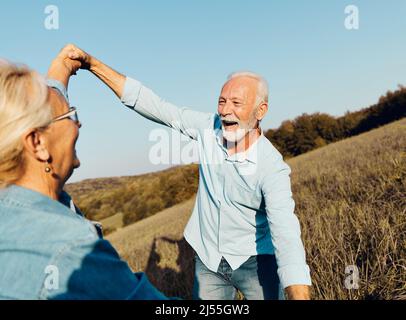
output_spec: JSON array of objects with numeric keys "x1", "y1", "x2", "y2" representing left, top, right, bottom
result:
[{"x1": 22, "y1": 129, "x2": 50, "y2": 162}]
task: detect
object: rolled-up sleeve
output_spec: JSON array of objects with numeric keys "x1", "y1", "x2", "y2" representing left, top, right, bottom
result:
[
  {"x1": 262, "y1": 157, "x2": 312, "y2": 289},
  {"x1": 121, "y1": 77, "x2": 213, "y2": 140}
]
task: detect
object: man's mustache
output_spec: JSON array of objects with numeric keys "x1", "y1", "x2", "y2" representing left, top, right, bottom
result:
[{"x1": 220, "y1": 116, "x2": 240, "y2": 125}]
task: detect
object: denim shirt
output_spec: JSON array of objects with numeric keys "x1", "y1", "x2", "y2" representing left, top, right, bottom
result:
[{"x1": 0, "y1": 185, "x2": 167, "y2": 300}]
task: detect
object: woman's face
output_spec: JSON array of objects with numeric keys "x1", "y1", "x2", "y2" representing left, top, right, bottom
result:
[{"x1": 45, "y1": 89, "x2": 81, "y2": 184}]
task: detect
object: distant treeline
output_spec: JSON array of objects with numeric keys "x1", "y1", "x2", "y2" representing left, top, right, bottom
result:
[{"x1": 265, "y1": 85, "x2": 406, "y2": 158}]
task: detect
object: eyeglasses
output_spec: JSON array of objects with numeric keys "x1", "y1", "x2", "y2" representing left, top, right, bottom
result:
[{"x1": 52, "y1": 107, "x2": 79, "y2": 124}]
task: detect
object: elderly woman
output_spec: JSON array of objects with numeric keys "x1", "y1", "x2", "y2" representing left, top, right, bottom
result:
[{"x1": 0, "y1": 49, "x2": 167, "y2": 300}]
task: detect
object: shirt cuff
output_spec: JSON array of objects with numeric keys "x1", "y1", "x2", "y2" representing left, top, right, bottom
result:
[
  {"x1": 46, "y1": 79, "x2": 69, "y2": 102},
  {"x1": 120, "y1": 76, "x2": 142, "y2": 108},
  {"x1": 278, "y1": 264, "x2": 312, "y2": 289}
]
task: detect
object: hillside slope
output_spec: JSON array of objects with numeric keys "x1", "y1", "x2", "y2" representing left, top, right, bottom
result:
[
  {"x1": 66, "y1": 164, "x2": 198, "y2": 227},
  {"x1": 107, "y1": 119, "x2": 406, "y2": 300},
  {"x1": 107, "y1": 197, "x2": 196, "y2": 298}
]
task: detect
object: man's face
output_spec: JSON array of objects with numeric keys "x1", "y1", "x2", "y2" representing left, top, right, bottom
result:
[
  {"x1": 45, "y1": 89, "x2": 81, "y2": 183},
  {"x1": 218, "y1": 76, "x2": 260, "y2": 142}
]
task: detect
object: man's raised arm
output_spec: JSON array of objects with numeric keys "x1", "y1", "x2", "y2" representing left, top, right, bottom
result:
[
  {"x1": 64, "y1": 44, "x2": 213, "y2": 140},
  {"x1": 67, "y1": 44, "x2": 126, "y2": 98}
]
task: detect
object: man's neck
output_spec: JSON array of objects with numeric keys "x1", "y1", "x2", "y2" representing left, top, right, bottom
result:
[{"x1": 224, "y1": 127, "x2": 261, "y2": 156}]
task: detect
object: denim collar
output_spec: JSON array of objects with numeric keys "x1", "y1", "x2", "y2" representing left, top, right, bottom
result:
[{"x1": 0, "y1": 184, "x2": 77, "y2": 217}]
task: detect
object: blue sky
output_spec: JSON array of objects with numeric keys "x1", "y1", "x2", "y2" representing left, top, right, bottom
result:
[{"x1": 1, "y1": 0, "x2": 405, "y2": 182}]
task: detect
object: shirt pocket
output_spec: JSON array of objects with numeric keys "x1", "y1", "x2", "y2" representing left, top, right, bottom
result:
[
  {"x1": 218, "y1": 203, "x2": 257, "y2": 255},
  {"x1": 225, "y1": 177, "x2": 262, "y2": 209}
]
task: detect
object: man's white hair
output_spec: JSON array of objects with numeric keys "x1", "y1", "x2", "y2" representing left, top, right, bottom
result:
[{"x1": 227, "y1": 71, "x2": 269, "y2": 105}]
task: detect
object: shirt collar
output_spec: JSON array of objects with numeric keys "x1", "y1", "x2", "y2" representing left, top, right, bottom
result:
[{"x1": 215, "y1": 127, "x2": 263, "y2": 164}]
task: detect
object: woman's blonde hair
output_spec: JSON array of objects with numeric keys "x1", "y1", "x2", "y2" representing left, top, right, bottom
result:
[{"x1": 0, "y1": 61, "x2": 53, "y2": 188}]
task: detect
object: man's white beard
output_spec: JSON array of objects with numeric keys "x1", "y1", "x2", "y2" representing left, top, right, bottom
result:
[
  {"x1": 221, "y1": 117, "x2": 258, "y2": 143},
  {"x1": 222, "y1": 127, "x2": 249, "y2": 143}
]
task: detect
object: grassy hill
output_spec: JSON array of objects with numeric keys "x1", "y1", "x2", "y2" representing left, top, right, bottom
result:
[
  {"x1": 107, "y1": 197, "x2": 196, "y2": 298},
  {"x1": 107, "y1": 119, "x2": 406, "y2": 300},
  {"x1": 65, "y1": 164, "x2": 199, "y2": 231}
]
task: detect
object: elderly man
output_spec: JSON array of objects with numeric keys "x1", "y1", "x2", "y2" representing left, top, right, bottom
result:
[{"x1": 66, "y1": 44, "x2": 312, "y2": 300}]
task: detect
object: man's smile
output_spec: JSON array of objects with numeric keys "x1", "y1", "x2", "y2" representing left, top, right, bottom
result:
[{"x1": 222, "y1": 119, "x2": 240, "y2": 131}]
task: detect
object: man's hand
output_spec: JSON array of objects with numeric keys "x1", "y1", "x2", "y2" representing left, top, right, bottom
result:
[
  {"x1": 285, "y1": 285, "x2": 311, "y2": 300},
  {"x1": 61, "y1": 43, "x2": 126, "y2": 98},
  {"x1": 65, "y1": 44, "x2": 93, "y2": 70}
]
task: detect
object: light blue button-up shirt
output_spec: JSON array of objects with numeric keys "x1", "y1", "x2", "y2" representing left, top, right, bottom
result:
[{"x1": 121, "y1": 77, "x2": 311, "y2": 288}]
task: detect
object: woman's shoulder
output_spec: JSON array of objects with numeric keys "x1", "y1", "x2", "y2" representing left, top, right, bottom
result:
[
  {"x1": 0, "y1": 186, "x2": 99, "y2": 245},
  {"x1": 0, "y1": 188, "x2": 102, "y2": 299}
]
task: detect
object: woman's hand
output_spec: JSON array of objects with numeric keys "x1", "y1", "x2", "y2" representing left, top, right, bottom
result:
[{"x1": 47, "y1": 45, "x2": 84, "y2": 87}]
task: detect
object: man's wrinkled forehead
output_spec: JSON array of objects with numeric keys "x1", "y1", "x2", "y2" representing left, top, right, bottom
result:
[
  {"x1": 47, "y1": 87, "x2": 69, "y2": 117},
  {"x1": 220, "y1": 76, "x2": 258, "y2": 99}
]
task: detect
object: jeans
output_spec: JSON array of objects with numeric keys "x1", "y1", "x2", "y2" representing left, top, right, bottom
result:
[{"x1": 193, "y1": 254, "x2": 285, "y2": 300}]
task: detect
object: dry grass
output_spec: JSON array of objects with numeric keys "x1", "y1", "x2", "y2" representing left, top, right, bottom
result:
[
  {"x1": 99, "y1": 212, "x2": 124, "y2": 235},
  {"x1": 107, "y1": 119, "x2": 406, "y2": 300},
  {"x1": 289, "y1": 118, "x2": 406, "y2": 299},
  {"x1": 107, "y1": 197, "x2": 196, "y2": 298}
]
